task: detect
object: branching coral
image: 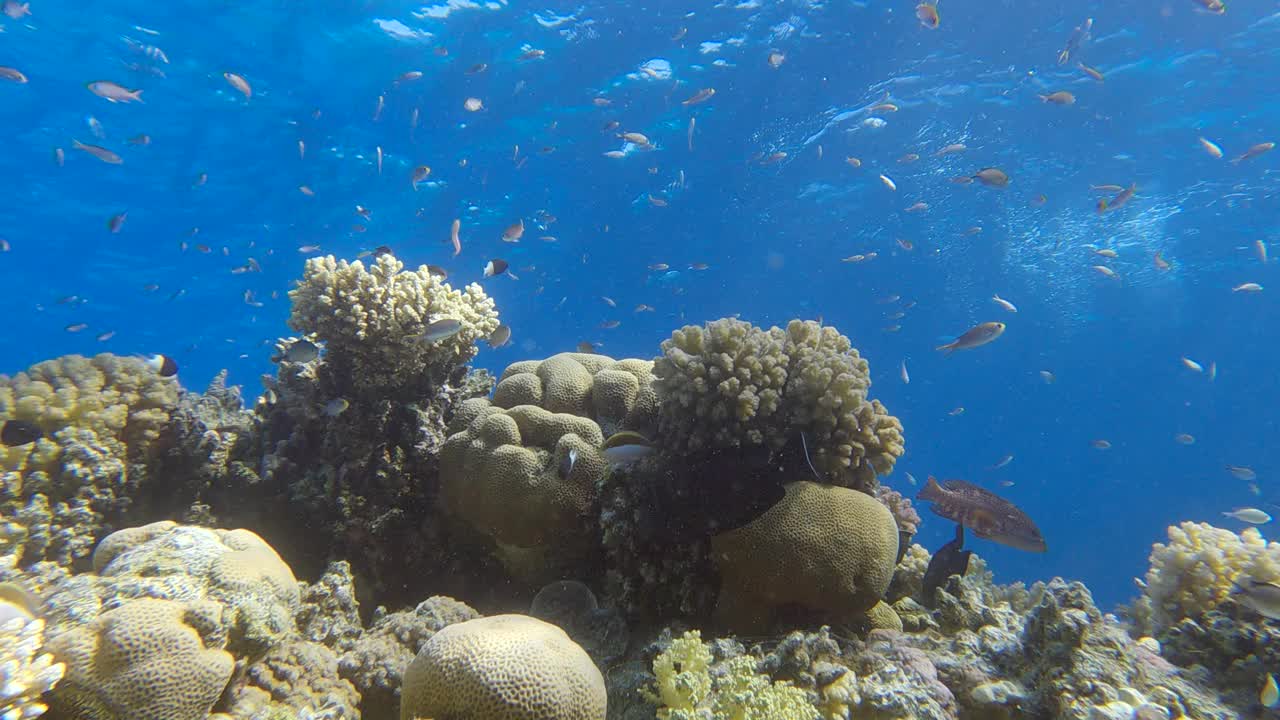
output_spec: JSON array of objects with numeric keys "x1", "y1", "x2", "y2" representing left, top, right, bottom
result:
[
  {"x1": 0, "y1": 593, "x2": 64, "y2": 720},
  {"x1": 653, "y1": 318, "x2": 903, "y2": 491},
  {"x1": 646, "y1": 630, "x2": 813, "y2": 720},
  {"x1": 287, "y1": 253, "x2": 499, "y2": 396},
  {"x1": 0, "y1": 354, "x2": 178, "y2": 567}
]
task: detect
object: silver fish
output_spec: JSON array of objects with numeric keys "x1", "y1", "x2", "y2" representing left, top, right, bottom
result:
[
  {"x1": 1234, "y1": 579, "x2": 1280, "y2": 620},
  {"x1": 559, "y1": 448, "x2": 578, "y2": 479},
  {"x1": 421, "y1": 319, "x2": 463, "y2": 343},
  {"x1": 324, "y1": 398, "x2": 349, "y2": 417}
]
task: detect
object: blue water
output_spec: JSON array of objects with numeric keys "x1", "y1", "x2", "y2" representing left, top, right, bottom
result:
[{"x1": 3, "y1": 0, "x2": 1278, "y2": 610}]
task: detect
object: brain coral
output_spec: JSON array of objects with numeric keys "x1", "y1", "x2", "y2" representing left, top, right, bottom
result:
[
  {"x1": 653, "y1": 318, "x2": 903, "y2": 491},
  {"x1": 0, "y1": 354, "x2": 178, "y2": 566},
  {"x1": 400, "y1": 614, "x2": 607, "y2": 720},
  {"x1": 287, "y1": 253, "x2": 499, "y2": 395},
  {"x1": 439, "y1": 399, "x2": 606, "y2": 548},
  {"x1": 492, "y1": 353, "x2": 658, "y2": 437},
  {"x1": 711, "y1": 480, "x2": 900, "y2": 631},
  {"x1": 1142, "y1": 521, "x2": 1280, "y2": 631},
  {"x1": 45, "y1": 598, "x2": 235, "y2": 720}
]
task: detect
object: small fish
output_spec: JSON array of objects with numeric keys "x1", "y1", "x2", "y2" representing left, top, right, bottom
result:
[
  {"x1": 1097, "y1": 184, "x2": 1136, "y2": 213},
  {"x1": 1227, "y1": 465, "x2": 1257, "y2": 481},
  {"x1": 915, "y1": 2, "x2": 940, "y2": 29},
  {"x1": 421, "y1": 319, "x2": 463, "y2": 343},
  {"x1": 463, "y1": 97, "x2": 484, "y2": 112},
  {"x1": 87, "y1": 81, "x2": 143, "y2": 103},
  {"x1": 299, "y1": 185, "x2": 315, "y2": 196},
  {"x1": 54, "y1": 148, "x2": 64, "y2": 166},
  {"x1": 634, "y1": 304, "x2": 654, "y2": 313},
  {"x1": 502, "y1": 219, "x2": 524, "y2": 242},
  {"x1": 1, "y1": 419, "x2": 42, "y2": 447},
  {"x1": 972, "y1": 168, "x2": 1009, "y2": 187},
  {"x1": 879, "y1": 174, "x2": 897, "y2": 191},
  {"x1": 1234, "y1": 579, "x2": 1280, "y2": 620},
  {"x1": 1233, "y1": 142, "x2": 1274, "y2": 164},
  {"x1": 621, "y1": 132, "x2": 649, "y2": 146},
  {"x1": 275, "y1": 339, "x2": 319, "y2": 363},
  {"x1": 71, "y1": 140, "x2": 122, "y2": 164},
  {"x1": 412, "y1": 165, "x2": 431, "y2": 188},
  {"x1": 900, "y1": 360, "x2": 910, "y2": 384},
  {"x1": 936, "y1": 321, "x2": 1006, "y2": 354},
  {"x1": 127, "y1": 134, "x2": 151, "y2": 146},
  {"x1": 1078, "y1": 62, "x2": 1104, "y2": 81},
  {"x1": 605, "y1": 443, "x2": 656, "y2": 466},
  {"x1": 918, "y1": 477, "x2": 1047, "y2": 552},
  {"x1": 1092, "y1": 265, "x2": 1119, "y2": 279},
  {"x1": 991, "y1": 294, "x2": 1017, "y2": 313},
  {"x1": 1039, "y1": 370, "x2": 1055, "y2": 383},
  {"x1": 682, "y1": 88, "x2": 716, "y2": 106},
  {"x1": 600, "y1": 320, "x2": 621, "y2": 329},
  {"x1": 1154, "y1": 252, "x2": 1171, "y2": 271},
  {"x1": 65, "y1": 323, "x2": 88, "y2": 333},
  {"x1": 224, "y1": 72, "x2": 252, "y2": 99},
  {"x1": 1181, "y1": 356, "x2": 1204, "y2": 372},
  {"x1": 767, "y1": 50, "x2": 786, "y2": 68},
  {"x1": 518, "y1": 49, "x2": 544, "y2": 61},
  {"x1": 426, "y1": 265, "x2": 448, "y2": 280},
  {"x1": 1038, "y1": 91, "x2": 1075, "y2": 105},
  {"x1": 107, "y1": 212, "x2": 128, "y2": 233},
  {"x1": 845, "y1": 156, "x2": 862, "y2": 168},
  {"x1": 1174, "y1": 433, "x2": 1195, "y2": 445},
  {"x1": 1057, "y1": 17, "x2": 1092, "y2": 65},
  {"x1": 396, "y1": 70, "x2": 423, "y2": 83},
  {"x1": 487, "y1": 324, "x2": 511, "y2": 348},
  {"x1": 297, "y1": 244, "x2": 321, "y2": 253},
  {"x1": 1254, "y1": 240, "x2": 1268, "y2": 264},
  {"x1": 2, "y1": 1, "x2": 30, "y2": 19},
  {"x1": 648, "y1": 263, "x2": 669, "y2": 271},
  {"x1": 920, "y1": 525, "x2": 970, "y2": 605},
  {"x1": 376, "y1": 145, "x2": 383, "y2": 174},
  {"x1": 896, "y1": 238, "x2": 915, "y2": 251},
  {"x1": 324, "y1": 398, "x2": 350, "y2": 417},
  {"x1": 870, "y1": 102, "x2": 898, "y2": 114},
  {"x1": 1233, "y1": 282, "x2": 1263, "y2": 293},
  {"x1": 0, "y1": 66, "x2": 27, "y2": 83},
  {"x1": 1263, "y1": 674, "x2": 1280, "y2": 709},
  {"x1": 601, "y1": 296, "x2": 616, "y2": 308},
  {"x1": 484, "y1": 259, "x2": 509, "y2": 278},
  {"x1": 1209, "y1": 361, "x2": 1218, "y2": 381},
  {"x1": 297, "y1": 139, "x2": 305, "y2": 159},
  {"x1": 559, "y1": 448, "x2": 579, "y2": 479},
  {"x1": 905, "y1": 202, "x2": 928, "y2": 213},
  {"x1": 988, "y1": 454, "x2": 1014, "y2": 470},
  {"x1": 1198, "y1": 136, "x2": 1224, "y2": 159},
  {"x1": 1091, "y1": 439, "x2": 1112, "y2": 450},
  {"x1": 144, "y1": 354, "x2": 178, "y2": 377},
  {"x1": 1194, "y1": 0, "x2": 1226, "y2": 13},
  {"x1": 95, "y1": 331, "x2": 115, "y2": 342},
  {"x1": 1094, "y1": 249, "x2": 1118, "y2": 258}
]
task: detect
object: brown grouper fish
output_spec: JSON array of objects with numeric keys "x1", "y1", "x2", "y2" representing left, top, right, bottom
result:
[{"x1": 917, "y1": 476, "x2": 1047, "y2": 553}]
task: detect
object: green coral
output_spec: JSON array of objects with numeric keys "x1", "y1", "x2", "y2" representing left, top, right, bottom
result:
[
  {"x1": 438, "y1": 399, "x2": 606, "y2": 548},
  {"x1": 646, "y1": 631, "x2": 814, "y2": 720},
  {"x1": 287, "y1": 253, "x2": 499, "y2": 396},
  {"x1": 492, "y1": 353, "x2": 658, "y2": 437},
  {"x1": 0, "y1": 354, "x2": 179, "y2": 566},
  {"x1": 653, "y1": 318, "x2": 903, "y2": 491}
]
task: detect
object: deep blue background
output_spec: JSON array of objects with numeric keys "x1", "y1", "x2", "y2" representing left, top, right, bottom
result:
[{"x1": 3, "y1": 0, "x2": 1278, "y2": 610}]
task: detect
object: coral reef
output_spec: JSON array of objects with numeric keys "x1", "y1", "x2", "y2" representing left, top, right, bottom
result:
[
  {"x1": 491, "y1": 353, "x2": 658, "y2": 437},
  {"x1": 45, "y1": 597, "x2": 235, "y2": 720},
  {"x1": 0, "y1": 587, "x2": 64, "y2": 720},
  {"x1": 0, "y1": 354, "x2": 179, "y2": 567},
  {"x1": 646, "y1": 630, "x2": 813, "y2": 720},
  {"x1": 652, "y1": 318, "x2": 903, "y2": 491},
  {"x1": 399, "y1": 614, "x2": 607, "y2": 720},
  {"x1": 528, "y1": 580, "x2": 629, "y2": 666},
  {"x1": 287, "y1": 253, "x2": 499, "y2": 398},
  {"x1": 711, "y1": 481, "x2": 901, "y2": 631},
  {"x1": 439, "y1": 400, "x2": 607, "y2": 548}
]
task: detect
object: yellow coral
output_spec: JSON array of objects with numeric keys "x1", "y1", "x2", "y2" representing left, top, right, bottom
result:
[
  {"x1": 646, "y1": 631, "x2": 814, "y2": 720},
  {"x1": 711, "y1": 481, "x2": 900, "y2": 631},
  {"x1": 492, "y1": 353, "x2": 657, "y2": 437},
  {"x1": 1143, "y1": 521, "x2": 1280, "y2": 629},
  {"x1": 438, "y1": 401, "x2": 606, "y2": 547},
  {"x1": 0, "y1": 597, "x2": 65, "y2": 720},
  {"x1": 399, "y1": 614, "x2": 606, "y2": 720},
  {"x1": 287, "y1": 253, "x2": 499, "y2": 394}
]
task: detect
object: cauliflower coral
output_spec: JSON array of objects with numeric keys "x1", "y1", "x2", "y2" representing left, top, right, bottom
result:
[
  {"x1": 653, "y1": 318, "x2": 903, "y2": 491},
  {"x1": 1142, "y1": 521, "x2": 1280, "y2": 630},
  {"x1": 287, "y1": 254, "x2": 499, "y2": 396}
]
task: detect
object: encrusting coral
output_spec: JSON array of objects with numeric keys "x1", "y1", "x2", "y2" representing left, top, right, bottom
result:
[
  {"x1": 711, "y1": 480, "x2": 901, "y2": 631},
  {"x1": 287, "y1": 253, "x2": 499, "y2": 397},
  {"x1": 653, "y1": 318, "x2": 903, "y2": 492},
  {"x1": 0, "y1": 354, "x2": 178, "y2": 567},
  {"x1": 399, "y1": 614, "x2": 607, "y2": 720},
  {"x1": 438, "y1": 399, "x2": 607, "y2": 548}
]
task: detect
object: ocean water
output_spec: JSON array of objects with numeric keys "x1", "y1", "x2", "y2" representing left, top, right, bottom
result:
[{"x1": 2, "y1": 0, "x2": 1278, "y2": 614}]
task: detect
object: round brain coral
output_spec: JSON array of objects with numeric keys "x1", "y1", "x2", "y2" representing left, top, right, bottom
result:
[
  {"x1": 0, "y1": 353, "x2": 179, "y2": 566},
  {"x1": 492, "y1": 353, "x2": 657, "y2": 438},
  {"x1": 399, "y1": 614, "x2": 607, "y2": 720},
  {"x1": 287, "y1": 253, "x2": 499, "y2": 395},
  {"x1": 653, "y1": 318, "x2": 903, "y2": 491},
  {"x1": 438, "y1": 400, "x2": 606, "y2": 548},
  {"x1": 711, "y1": 480, "x2": 901, "y2": 631},
  {"x1": 45, "y1": 598, "x2": 235, "y2": 720}
]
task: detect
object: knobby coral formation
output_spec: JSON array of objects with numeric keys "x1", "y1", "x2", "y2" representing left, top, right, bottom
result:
[
  {"x1": 491, "y1": 353, "x2": 658, "y2": 437},
  {"x1": 653, "y1": 318, "x2": 904, "y2": 492},
  {"x1": 0, "y1": 354, "x2": 178, "y2": 567},
  {"x1": 0, "y1": 587, "x2": 64, "y2": 720},
  {"x1": 399, "y1": 614, "x2": 607, "y2": 720}
]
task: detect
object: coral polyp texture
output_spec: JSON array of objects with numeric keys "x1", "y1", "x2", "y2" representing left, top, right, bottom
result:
[
  {"x1": 711, "y1": 480, "x2": 901, "y2": 631},
  {"x1": 0, "y1": 354, "x2": 178, "y2": 567},
  {"x1": 646, "y1": 630, "x2": 813, "y2": 720},
  {"x1": 438, "y1": 399, "x2": 606, "y2": 548},
  {"x1": 0, "y1": 591, "x2": 65, "y2": 720},
  {"x1": 491, "y1": 353, "x2": 658, "y2": 437},
  {"x1": 653, "y1": 318, "x2": 904, "y2": 491},
  {"x1": 287, "y1": 253, "x2": 499, "y2": 395},
  {"x1": 399, "y1": 614, "x2": 607, "y2": 720}
]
